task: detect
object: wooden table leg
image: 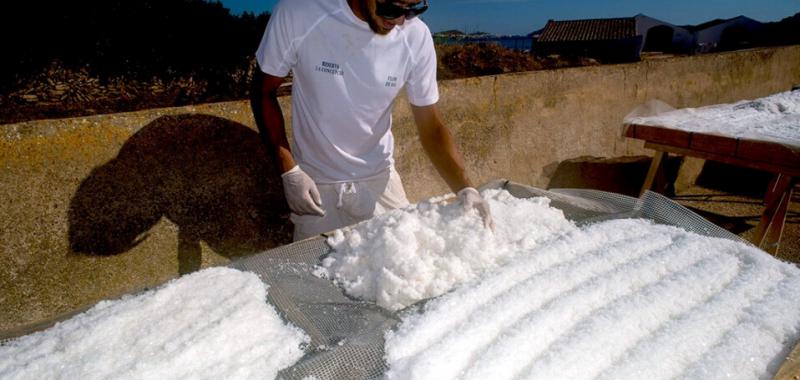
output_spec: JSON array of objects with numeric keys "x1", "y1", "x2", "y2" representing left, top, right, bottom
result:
[
  {"x1": 640, "y1": 151, "x2": 665, "y2": 197},
  {"x1": 752, "y1": 174, "x2": 795, "y2": 254}
]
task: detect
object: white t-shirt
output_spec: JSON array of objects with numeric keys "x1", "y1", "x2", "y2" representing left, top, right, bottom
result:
[{"x1": 255, "y1": 0, "x2": 439, "y2": 183}]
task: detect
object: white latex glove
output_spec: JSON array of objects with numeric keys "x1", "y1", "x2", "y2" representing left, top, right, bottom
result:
[
  {"x1": 281, "y1": 166, "x2": 325, "y2": 216},
  {"x1": 457, "y1": 187, "x2": 495, "y2": 231}
]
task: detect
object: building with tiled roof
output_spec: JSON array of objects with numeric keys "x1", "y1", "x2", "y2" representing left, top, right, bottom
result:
[
  {"x1": 533, "y1": 14, "x2": 694, "y2": 62},
  {"x1": 537, "y1": 17, "x2": 638, "y2": 42}
]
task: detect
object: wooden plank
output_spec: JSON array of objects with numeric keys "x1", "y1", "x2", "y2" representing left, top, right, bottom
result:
[
  {"x1": 752, "y1": 174, "x2": 795, "y2": 254},
  {"x1": 774, "y1": 337, "x2": 800, "y2": 380},
  {"x1": 737, "y1": 139, "x2": 800, "y2": 169},
  {"x1": 689, "y1": 133, "x2": 738, "y2": 156},
  {"x1": 762, "y1": 185, "x2": 792, "y2": 255},
  {"x1": 625, "y1": 124, "x2": 800, "y2": 169},
  {"x1": 640, "y1": 151, "x2": 665, "y2": 196},
  {"x1": 630, "y1": 124, "x2": 692, "y2": 148},
  {"x1": 643, "y1": 142, "x2": 800, "y2": 177},
  {"x1": 622, "y1": 123, "x2": 637, "y2": 138}
]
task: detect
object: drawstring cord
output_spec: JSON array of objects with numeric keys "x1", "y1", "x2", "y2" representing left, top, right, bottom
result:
[{"x1": 335, "y1": 182, "x2": 358, "y2": 208}]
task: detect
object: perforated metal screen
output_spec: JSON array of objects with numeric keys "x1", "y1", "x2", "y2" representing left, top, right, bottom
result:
[{"x1": 228, "y1": 180, "x2": 749, "y2": 379}]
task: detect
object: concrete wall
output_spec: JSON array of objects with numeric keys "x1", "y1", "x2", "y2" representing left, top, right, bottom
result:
[{"x1": 2, "y1": 46, "x2": 799, "y2": 334}]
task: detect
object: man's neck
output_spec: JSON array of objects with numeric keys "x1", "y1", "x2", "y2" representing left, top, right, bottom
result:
[{"x1": 347, "y1": 0, "x2": 367, "y2": 22}]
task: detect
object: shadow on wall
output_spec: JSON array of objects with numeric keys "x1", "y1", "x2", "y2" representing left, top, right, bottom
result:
[
  {"x1": 67, "y1": 114, "x2": 292, "y2": 274},
  {"x1": 545, "y1": 155, "x2": 682, "y2": 197}
]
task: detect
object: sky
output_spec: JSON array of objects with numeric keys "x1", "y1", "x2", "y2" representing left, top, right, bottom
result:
[{"x1": 218, "y1": 0, "x2": 800, "y2": 36}]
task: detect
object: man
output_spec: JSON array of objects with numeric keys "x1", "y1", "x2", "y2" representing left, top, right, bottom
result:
[{"x1": 252, "y1": 0, "x2": 494, "y2": 241}]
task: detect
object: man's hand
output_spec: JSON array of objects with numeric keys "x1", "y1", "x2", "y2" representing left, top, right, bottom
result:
[
  {"x1": 457, "y1": 187, "x2": 495, "y2": 231},
  {"x1": 281, "y1": 166, "x2": 325, "y2": 216}
]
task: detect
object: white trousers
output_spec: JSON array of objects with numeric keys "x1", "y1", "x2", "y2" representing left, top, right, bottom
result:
[{"x1": 290, "y1": 168, "x2": 410, "y2": 241}]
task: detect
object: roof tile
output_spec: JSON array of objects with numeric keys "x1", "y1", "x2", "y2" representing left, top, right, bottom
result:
[{"x1": 538, "y1": 18, "x2": 637, "y2": 42}]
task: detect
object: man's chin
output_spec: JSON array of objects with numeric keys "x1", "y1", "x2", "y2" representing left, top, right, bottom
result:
[
  {"x1": 366, "y1": 17, "x2": 394, "y2": 35},
  {"x1": 375, "y1": 26, "x2": 393, "y2": 35}
]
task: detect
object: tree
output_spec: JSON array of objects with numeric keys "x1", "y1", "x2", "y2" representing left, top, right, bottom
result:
[{"x1": 0, "y1": 0, "x2": 270, "y2": 93}]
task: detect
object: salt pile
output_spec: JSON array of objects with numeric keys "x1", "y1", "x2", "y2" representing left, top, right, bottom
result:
[
  {"x1": 321, "y1": 189, "x2": 577, "y2": 311},
  {"x1": 626, "y1": 90, "x2": 800, "y2": 148},
  {"x1": 384, "y1": 218, "x2": 800, "y2": 379},
  {"x1": 0, "y1": 267, "x2": 308, "y2": 380},
  {"x1": 320, "y1": 188, "x2": 800, "y2": 379}
]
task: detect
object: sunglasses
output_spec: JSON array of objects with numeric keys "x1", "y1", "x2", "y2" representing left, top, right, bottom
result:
[{"x1": 375, "y1": 0, "x2": 429, "y2": 20}]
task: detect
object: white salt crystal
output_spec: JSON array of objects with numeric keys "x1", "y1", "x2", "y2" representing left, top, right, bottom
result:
[
  {"x1": 320, "y1": 189, "x2": 578, "y2": 311},
  {"x1": 627, "y1": 90, "x2": 800, "y2": 148},
  {"x1": 383, "y1": 219, "x2": 800, "y2": 380},
  {"x1": 317, "y1": 186, "x2": 800, "y2": 379},
  {"x1": 0, "y1": 267, "x2": 308, "y2": 380}
]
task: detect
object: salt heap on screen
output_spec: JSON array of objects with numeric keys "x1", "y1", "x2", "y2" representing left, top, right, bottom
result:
[
  {"x1": 384, "y1": 218, "x2": 800, "y2": 379},
  {"x1": 322, "y1": 188, "x2": 800, "y2": 379},
  {"x1": 0, "y1": 267, "x2": 308, "y2": 380},
  {"x1": 321, "y1": 189, "x2": 578, "y2": 311},
  {"x1": 626, "y1": 89, "x2": 800, "y2": 147}
]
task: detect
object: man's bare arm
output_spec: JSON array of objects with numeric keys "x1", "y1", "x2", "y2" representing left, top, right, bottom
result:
[
  {"x1": 413, "y1": 103, "x2": 495, "y2": 229},
  {"x1": 411, "y1": 103, "x2": 474, "y2": 192},
  {"x1": 250, "y1": 70, "x2": 324, "y2": 216},
  {"x1": 250, "y1": 70, "x2": 296, "y2": 174}
]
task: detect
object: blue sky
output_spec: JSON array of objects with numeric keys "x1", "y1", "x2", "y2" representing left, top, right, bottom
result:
[{"x1": 219, "y1": 0, "x2": 800, "y2": 35}]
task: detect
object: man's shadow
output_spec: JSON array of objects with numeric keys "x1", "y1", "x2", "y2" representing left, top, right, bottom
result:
[{"x1": 68, "y1": 114, "x2": 292, "y2": 273}]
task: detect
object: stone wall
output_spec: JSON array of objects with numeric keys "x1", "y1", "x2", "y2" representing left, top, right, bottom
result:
[{"x1": 2, "y1": 45, "x2": 799, "y2": 334}]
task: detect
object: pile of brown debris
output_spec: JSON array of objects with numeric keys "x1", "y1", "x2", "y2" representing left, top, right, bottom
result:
[{"x1": 1, "y1": 44, "x2": 599, "y2": 125}]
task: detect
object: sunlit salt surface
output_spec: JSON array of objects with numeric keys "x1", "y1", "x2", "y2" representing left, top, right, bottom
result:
[
  {"x1": 321, "y1": 189, "x2": 578, "y2": 311},
  {"x1": 382, "y1": 216, "x2": 800, "y2": 380},
  {"x1": 320, "y1": 188, "x2": 800, "y2": 379},
  {"x1": 0, "y1": 267, "x2": 308, "y2": 380},
  {"x1": 626, "y1": 90, "x2": 800, "y2": 148}
]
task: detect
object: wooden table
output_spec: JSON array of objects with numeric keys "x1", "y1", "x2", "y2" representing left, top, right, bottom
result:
[{"x1": 624, "y1": 123, "x2": 799, "y2": 254}]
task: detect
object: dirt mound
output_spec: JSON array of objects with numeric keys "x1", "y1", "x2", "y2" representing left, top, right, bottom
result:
[{"x1": 1, "y1": 44, "x2": 599, "y2": 125}]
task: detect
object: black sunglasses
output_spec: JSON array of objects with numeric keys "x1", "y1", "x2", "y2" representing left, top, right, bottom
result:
[{"x1": 375, "y1": 0, "x2": 429, "y2": 20}]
